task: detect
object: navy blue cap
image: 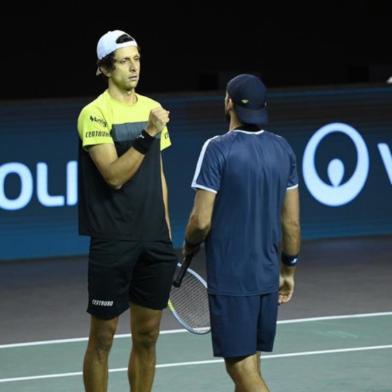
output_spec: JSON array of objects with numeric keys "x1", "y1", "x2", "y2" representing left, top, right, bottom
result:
[{"x1": 227, "y1": 74, "x2": 268, "y2": 127}]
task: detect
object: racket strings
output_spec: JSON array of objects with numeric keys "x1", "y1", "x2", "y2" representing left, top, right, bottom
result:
[{"x1": 170, "y1": 272, "x2": 209, "y2": 330}]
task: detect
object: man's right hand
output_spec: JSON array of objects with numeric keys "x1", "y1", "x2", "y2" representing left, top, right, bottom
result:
[{"x1": 145, "y1": 107, "x2": 170, "y2": 136}]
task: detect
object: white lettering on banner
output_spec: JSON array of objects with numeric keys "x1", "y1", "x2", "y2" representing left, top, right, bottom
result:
[
  {"x1": 37, "y1": 163, "x2": 65, "y2": 207},
  {"x1": 0, "y1": 163, "x2": 33, "y2": 210},
  {"x1": 377, "y1": 143, "x2": 392, "y2": 185},
  {"x1": 0, "y1": 161, "x2": 78, "y2": 211},
  {"x1": 66, "y1": 161, "x2": 78, "y2": 206},
  {"x1": 0, "y1": 133, "x2": 390, "y2": 211},
  {"x1": 303, "y1": 123, "x2": 391, "y2": 207}
]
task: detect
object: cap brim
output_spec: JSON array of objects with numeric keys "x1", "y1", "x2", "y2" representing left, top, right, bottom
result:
[{"x1": 235, "y1": 106, "x2": 268, "y2": 127}]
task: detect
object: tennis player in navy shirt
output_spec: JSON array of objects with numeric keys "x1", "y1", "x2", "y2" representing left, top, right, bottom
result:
[{"x1": 183, "y1": 74, "x2": 301, "y2": 392}]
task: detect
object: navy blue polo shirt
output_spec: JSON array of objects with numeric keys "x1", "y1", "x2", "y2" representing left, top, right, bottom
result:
[{"x1": 192, "y1": 129, "x2": 298, "y2": 296}]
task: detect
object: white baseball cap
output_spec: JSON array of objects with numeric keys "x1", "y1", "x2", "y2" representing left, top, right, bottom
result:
[{"x1": 96, "y1": 30, "x2": 138, "y2": 74}]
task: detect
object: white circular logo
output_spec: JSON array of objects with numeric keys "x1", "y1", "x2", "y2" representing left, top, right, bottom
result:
[{"x1": 302, "y1": 123, "x2": 369, "y2": 206}]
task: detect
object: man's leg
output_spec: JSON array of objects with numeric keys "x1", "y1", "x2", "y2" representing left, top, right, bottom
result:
[
  {"x1": 225, "y1": 354, "x2": 270, "y2": 392},
  {"x1": 128, "y1": 303, "x2": 162, "y2": 392},
  {"x1": 255, "y1": 351, "x2": 262, "y2": 377},
  {"x1": 83, "y1": 315, "x2": 119, "y2": 392}
]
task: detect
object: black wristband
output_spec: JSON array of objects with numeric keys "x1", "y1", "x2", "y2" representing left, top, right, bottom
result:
[
  {"x1": 281, "y1": 252, "x2": 299, "y2": 266},
  {"x1": 132, "y1": 130, "x2": 155, "y2": 154}
]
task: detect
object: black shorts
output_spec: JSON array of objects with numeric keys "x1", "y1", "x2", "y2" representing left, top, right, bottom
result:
[{"x1": 87, "y1": 238, "x2": 177, "y2": 320}]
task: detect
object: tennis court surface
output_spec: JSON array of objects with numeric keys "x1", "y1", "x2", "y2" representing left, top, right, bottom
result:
[
  {"x1": 1, "y1": 312, "x2": 392, "y2": 391},
  {"x1": 0, "y1": 236, "x2": 391, "y2": 391}
]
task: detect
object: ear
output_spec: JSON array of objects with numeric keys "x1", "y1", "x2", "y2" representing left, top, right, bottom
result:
[
  {"x1": 226, "y1": 97, "x2": 234, "y2": 111},
  {"x1": 100, "y1": 66, "x2": 111, "y2": 78}
]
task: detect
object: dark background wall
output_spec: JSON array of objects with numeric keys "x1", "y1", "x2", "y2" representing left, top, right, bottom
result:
[
  {"x1": 1, "y1": 85, "x2": 391, "y2": 259},
  {"x1": 1, "y1": 0, "x2": 391, "y2": 100},
  {"x1": 1, "y1": 1, "x2": 392, "y2": 260}
]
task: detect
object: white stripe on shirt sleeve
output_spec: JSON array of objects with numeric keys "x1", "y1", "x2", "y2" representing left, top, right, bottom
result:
[
  {"x1": 191, "y1": 184, "x2": 218, "y2": 193},
  {"x1": 287, "y1": 184, "x2": 299, "y2": 190},
  {"x1": 191, "y1": 136, "x2": 218, "y2": 189}
]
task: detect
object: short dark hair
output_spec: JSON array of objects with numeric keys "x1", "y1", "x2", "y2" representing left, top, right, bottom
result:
[
  {"x1": 243, "y1": 124, "x2": 260, "y2": 131},
  {"x1": 235, "y1": 120, "x2": 261, "y2": 132},
  {"x1": 96, "y1": 34, "x2": 141, "y2": 77}
]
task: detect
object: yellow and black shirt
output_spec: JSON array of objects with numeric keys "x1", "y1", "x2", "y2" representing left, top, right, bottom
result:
[{"x1": 77, "y1": 90, "x2": 171, "y2": 240}]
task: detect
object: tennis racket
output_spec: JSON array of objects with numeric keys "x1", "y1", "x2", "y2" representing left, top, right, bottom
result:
[{"x1": 168, "y1": 255, "x2": 210, "y2": 335}]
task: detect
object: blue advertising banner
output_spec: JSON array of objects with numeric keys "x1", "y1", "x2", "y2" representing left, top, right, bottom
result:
[{"x1": 1, "y1": 86, "x2": 391, "y2": 260}]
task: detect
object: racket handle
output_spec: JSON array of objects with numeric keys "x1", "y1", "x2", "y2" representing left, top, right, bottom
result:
[{"x1": 173, "y1": 255, "x2": 193, "y2": 287}]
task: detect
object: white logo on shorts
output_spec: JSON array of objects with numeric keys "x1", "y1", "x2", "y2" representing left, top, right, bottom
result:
[{"x1": 92, "y1": 299, "x2": 114, "y2": 307}]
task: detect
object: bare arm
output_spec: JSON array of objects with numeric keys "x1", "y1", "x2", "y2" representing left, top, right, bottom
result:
[
  {"x1": 281, "y1": 187, "x2": 301, "y2": 256},
  {"x1": 88, "y1": 107, "x2": 170, "y2": 190},
  {"x1": 89, "y1": 143, "x2": 145, "y2": 190},
  {"x1": 161, "y1": 156, "x2": 172, "y2": 239},
  {"x1": 279, "y1": 187, "x2": 301, "y2": 304},
  {"x1": 183, "y1": 190, "x2": 216, "y2": 256}
]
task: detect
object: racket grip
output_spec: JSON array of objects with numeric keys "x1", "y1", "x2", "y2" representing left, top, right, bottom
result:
[{"x1": 173, "y1": 255, "x2": 193, "y2": 287}]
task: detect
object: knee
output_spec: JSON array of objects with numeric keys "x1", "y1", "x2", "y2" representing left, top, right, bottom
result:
[
  {"x1": 225, "y1": 357, "x2": 256, "y2": 383},
  {"x1": 225, "y1": 361, "x2": 239, "y2": 381},
  {"x1": 132, "y1": 327, "x2": 159, "y2": 350},
  {"x1": 88, "y1": 329, "x2": 115, "y2": 357},
  {"x1": 225, "y1": 360, "x2": 242, "y2": 381}
]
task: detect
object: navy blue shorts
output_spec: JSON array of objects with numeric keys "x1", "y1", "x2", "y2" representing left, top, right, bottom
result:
[{"x1": 208, "y1": 292, "x2": 279, "y2": 358}]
